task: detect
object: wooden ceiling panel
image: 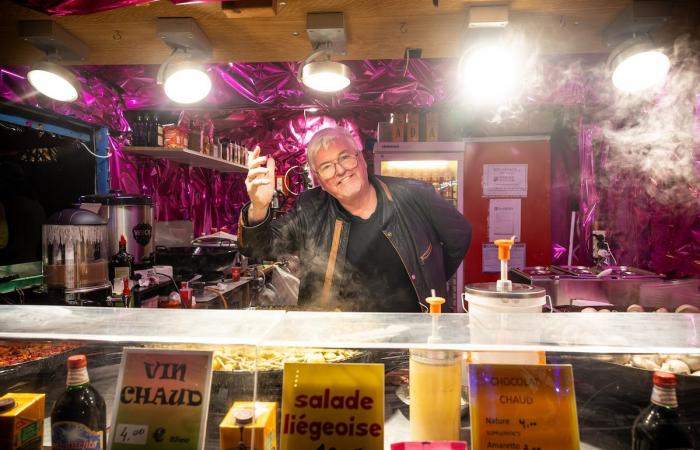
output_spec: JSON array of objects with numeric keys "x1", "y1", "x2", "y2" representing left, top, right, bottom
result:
[{"x1": 0, "y1": 0, "x2": 632, "y2": 65}]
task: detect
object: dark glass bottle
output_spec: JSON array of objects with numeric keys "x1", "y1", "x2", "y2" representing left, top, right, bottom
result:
[
  {"x1": 149, "y1": 113, "x2": 163, "y2": 147},
  {"x1": 142, "y1": 114, "x2": 151, "y2": 146},
  {"x1": 109, "y1": 235, "x2": 134, "y2": 283},
  {"x1": 132, "y1": 114, "x2": 142, "y2": 146},
  {"x1": 51, "y1": 354, "x2": 107, "y2": 450},
  {"x1": 632, "y1": 371, "x2": 695, "y2": 450}
]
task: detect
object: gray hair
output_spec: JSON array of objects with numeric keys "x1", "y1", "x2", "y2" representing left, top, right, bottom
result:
[{"x1": 306, "y1": 127, "x2": 359, "y2": 169}]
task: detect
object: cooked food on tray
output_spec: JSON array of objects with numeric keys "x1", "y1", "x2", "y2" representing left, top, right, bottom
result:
[{"x1": 0, "y1": 341, "x2": 80, "y2": 367}]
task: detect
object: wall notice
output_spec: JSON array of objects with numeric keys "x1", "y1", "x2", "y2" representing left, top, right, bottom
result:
[
  {"x1": 482, "y1": 164, "x2": 528, "y2": 197},
  {"x1": 488, "y1": 198, "x2": 521, "y2": 242}
]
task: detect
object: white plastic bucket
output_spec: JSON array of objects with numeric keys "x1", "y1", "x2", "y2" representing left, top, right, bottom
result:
[{"x1": 462, "y1": 283, "x2": 547, "y2": 365}]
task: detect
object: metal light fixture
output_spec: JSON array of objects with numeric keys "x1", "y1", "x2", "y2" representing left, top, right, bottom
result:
[
  {"x1": 19, "y1": 21, "x2": 88, "y2": 102},
  {"x1": 608, "y1": 37, "x2": 670, "y2": 93},
  {"x1": 298, "y1": 13, "x2": 352, "y2": 93},
  {"x1": 156, "y1": 18, "x2": 213, "y2": 104},
  {"x1": 602, "y1": 1, "x2": 673, "y2": 93},
  {"x1": 159, "y1": 58, "x2": 212, "y2": 104},
  {"x1": 27, "y1": 61, "x2": 80, "y2": 102}
]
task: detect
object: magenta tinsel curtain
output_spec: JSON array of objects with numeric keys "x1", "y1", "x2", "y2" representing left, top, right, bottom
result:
[{"x1": 1, "y1": 56, "x2": 698, "y2": 275}]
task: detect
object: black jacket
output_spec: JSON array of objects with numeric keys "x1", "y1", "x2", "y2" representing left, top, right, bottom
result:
[{"x1": 238, "y1": 175, "x2": 472, "y2": 312}]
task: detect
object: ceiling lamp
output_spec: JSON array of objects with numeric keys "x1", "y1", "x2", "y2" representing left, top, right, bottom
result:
[
  {"x1": 459, "y1": 42, "x2": 523, "y2": 104},
  {"x1": 27, "y1": 61, "x2": 80, "y2": 102},
  {"x1": 19, "y1": 21, "x2": 89, "y2": 102},
  {"x1": 602, "y1": 1, "x2": 674, "y2": 93},
  {"x1": 458, "y1": 5, "x2": 524, "y2": 104},
  {"x1": 156, "y1": 18, "x2": 213, "y2": 104},
  {"x1": 162, "y1": 61, "x2": 212, "y2": 104},
  {"x1": 298, "y1": 13, "x2": 352, "y2": 93},
  {"x1": 609, "y1": 37, "x2": 670, "y2": 93}
]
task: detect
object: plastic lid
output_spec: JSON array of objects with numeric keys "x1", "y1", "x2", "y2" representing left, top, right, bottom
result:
[
  {"x1": 653, "y1": 371, "x2": 676, "y2": 387},
  {"x1": 68, "y1": 354, "x2": 87, "y2": 369},
  {"x1": 233, "y1": 407, "x2": 254, "y2": 425},
  {"x1": 46, "y1": 208, "x2": 107, "y2": 226},
  {"x1": 79, "y1": 190, "x2": 153, "y2": 206},
  {"x1": 464, "y1": 282, "x2": 546, "y2": 299}
]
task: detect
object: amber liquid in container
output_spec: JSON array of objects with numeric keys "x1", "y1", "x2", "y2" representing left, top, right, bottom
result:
[{"x1": 409, "y1": 349, "x2": 461, "y2": 441}]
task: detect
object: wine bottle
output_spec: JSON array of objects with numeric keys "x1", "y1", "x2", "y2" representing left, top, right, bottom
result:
[{"x1": 632, "y1": 371, "x2": 695, "y2": 450}]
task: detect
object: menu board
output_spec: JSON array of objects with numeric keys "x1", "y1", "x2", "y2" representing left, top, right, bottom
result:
[
  {"x1": 281, "y1": 362, "x2": 384, "y2": 450},
  {"x1": 109, "y1": 348, "x2": 212, "y2": 450},
  {"x1": 469, "y1": 364, "x2": 580, "y2": 450}
]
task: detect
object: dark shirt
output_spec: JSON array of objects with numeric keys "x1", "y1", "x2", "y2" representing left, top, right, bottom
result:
[{"x1": 338, "y1": 186, "x2": 421, "y2": 312}]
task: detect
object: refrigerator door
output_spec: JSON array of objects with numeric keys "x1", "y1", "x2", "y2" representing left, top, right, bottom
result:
[{"x1": 373, "y1": 143, "x2": 466, "y2": 311}]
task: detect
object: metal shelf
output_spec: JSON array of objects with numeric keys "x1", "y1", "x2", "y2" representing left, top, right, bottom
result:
[{"x1": 123, "y1": 146, "x2": 246, "y2": 173}]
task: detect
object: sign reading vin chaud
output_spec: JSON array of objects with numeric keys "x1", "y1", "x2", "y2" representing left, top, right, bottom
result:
[
  {"x1": 281, "y1": 363, "x2": 384, "y2": 450},
  {"x1": 109, "y1": 348, "x2": 213, "y2": 450},
  {"x1": 469, "y1": 364, "x2": 580, "y2": 450}
]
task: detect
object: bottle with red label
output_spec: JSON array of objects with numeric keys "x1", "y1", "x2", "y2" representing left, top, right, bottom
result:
[
  {"x1": 51, "y1": 354, "x2": 107, "y2": 450},
  {"x1": 632, "y1": 371, "x2": 696, "y2": 450}
]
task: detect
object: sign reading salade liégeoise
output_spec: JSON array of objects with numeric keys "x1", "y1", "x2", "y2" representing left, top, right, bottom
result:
[
  {"x1": 469, "y1": 364, "x2": 580, "y2": 450},
  {"x1": 281, "y1": 362, "x2": 384, "y2": 450},
  {"x1": 109, "y1": 348, "x2": 212, "y2": 450}
]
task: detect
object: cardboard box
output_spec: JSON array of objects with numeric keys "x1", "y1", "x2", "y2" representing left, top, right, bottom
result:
[
  {"x1": 220, "y1": 402, "x2": 277, "y2": 450},
  {"x1": 391, "y1": 113, "x2": 406, "y2": 142},
  {"x1": 163, "y1": 125, "x2": 188, "y2": 149},
  {"x1": 425, "y1": 111, "x2": 440, "y2": 142},
  {"x1": 406, "y1": 112, "x2": 420, "y2": 142},
  {"x1": 0, "y1": 393, "x2": 45, "y2": 450}
]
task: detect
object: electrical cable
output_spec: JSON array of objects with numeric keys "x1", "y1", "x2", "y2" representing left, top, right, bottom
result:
[
  {"x1": 155, "y1": 272, "x2": 180, "y2": 293},
  {"x1": 78, "y1": 141, "x2": 112, "y2": 159},
  {"x1": 204, "y1": 286, "x2": 228, "y2": 309}
]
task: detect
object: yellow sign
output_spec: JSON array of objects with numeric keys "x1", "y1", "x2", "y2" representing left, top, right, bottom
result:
[
  {"x1": 468, "y1": 364, "x2": 580, "y2": 450},
  {"x1": 281, "y1": 363, "x2": 384, "y2": 450}
]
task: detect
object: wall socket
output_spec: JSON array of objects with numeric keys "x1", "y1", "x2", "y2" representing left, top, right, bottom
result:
[{"x1": 592, "y1": 230, "x2": 607, "y2": 259}]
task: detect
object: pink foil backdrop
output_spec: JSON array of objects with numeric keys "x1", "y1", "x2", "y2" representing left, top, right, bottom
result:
[{"x1": 1, "y1": 57, "x2": 699, "y2": 276}]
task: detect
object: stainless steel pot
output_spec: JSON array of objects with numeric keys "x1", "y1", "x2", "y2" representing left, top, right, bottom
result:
[{"x1": 79, "y1": 190, "x2": 154, "y2": 264}]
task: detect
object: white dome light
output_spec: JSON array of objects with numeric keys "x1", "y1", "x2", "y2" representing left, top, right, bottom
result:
[
  {"x1": 301, "y1": 61, "x2": 351, "y2": 93},
  {"x1": 459, "y1": 44, "x2": 522, "y2": 104},
  {"x1": 163, "y1": 63, "x2": 212, "y2": 104},
  {"x1": 611, "y1": 49, "x2": 670, "y2": 93},
  {"x1": 27, "y1": 62, "x2": 79, "y2": 102}
]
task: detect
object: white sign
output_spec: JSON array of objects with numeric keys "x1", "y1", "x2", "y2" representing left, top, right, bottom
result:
[
  {"x1": 482, "y1": 164, "x2": 528, "y2": 197},
  {"x1": 488, "y1": 198, "x2": 521, "y2": 242},
  {"x1": 482, "y1": 243, "x2": 526, "y2": 273}
]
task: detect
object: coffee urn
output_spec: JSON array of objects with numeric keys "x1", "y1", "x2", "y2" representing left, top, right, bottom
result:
[{"x1": 79, "y1": 190, "x2": 154, "y2": 265}]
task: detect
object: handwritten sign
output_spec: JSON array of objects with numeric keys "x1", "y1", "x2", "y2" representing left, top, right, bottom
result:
[
  {"x1": 468, "y1": 364, "x2": 580, "y2": 450},
  {"x1": 281, "y1": 363, "x2": 384, "y2": 450},
  {"x1": 108, "y1": 348, "x2": 212, "y2": 450}
]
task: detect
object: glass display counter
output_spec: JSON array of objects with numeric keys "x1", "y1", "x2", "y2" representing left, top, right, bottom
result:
[{"x1": 0, "y1": 306, "x2": 698, "y2": 449}]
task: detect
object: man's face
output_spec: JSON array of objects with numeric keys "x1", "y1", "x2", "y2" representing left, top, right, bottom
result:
[{"x1": 312, "y1": 137, "x2": 369, "y2": 203}]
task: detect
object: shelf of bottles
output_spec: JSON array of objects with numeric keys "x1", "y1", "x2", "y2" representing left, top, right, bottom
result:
[
  {"x1": 124, "y1": 112, "x2": 248, "y2": 173},
  {"x1": 379, "y1": 160, "x2": 459, "y2": 208}
]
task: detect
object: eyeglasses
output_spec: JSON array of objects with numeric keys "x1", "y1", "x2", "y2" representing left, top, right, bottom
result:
[{"x1": 314, "y1": 152, "x2": 360, "y2": 180}]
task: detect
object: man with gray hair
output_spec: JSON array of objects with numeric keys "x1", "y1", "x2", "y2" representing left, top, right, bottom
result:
[{"x1": 238, "y1": 127, "x2": 471, "y2": 312}]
